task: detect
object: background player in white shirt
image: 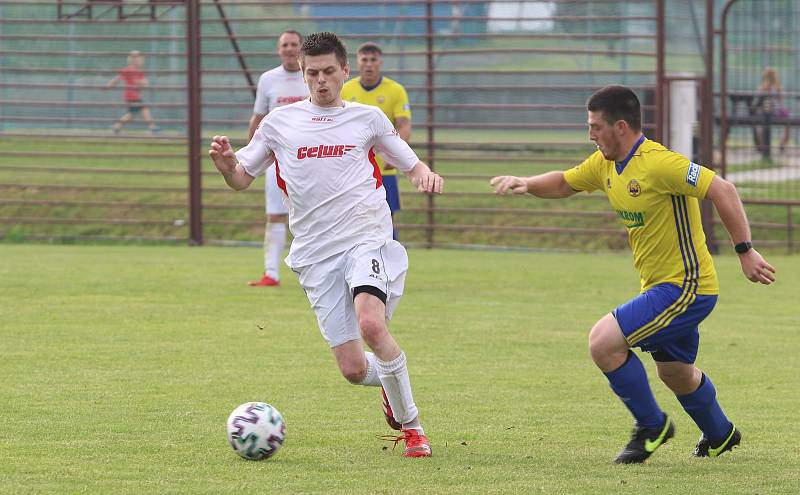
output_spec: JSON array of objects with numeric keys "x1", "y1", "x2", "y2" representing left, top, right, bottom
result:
[
  {"x1": 247, "y1": 30, "x2": 308, "y2": 287},
  {"x1": 209, "y1": 32, "x2": 442, "y2": 457}
]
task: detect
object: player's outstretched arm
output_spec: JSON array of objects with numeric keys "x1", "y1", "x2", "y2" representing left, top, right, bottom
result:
[
  {"x1": 407, "y1": 161, "x2": 443, "y2": 194},
  {"x1": 490, "y1": 171, "x2": 577, "y2": 198},
  {"x1": 208, "y1": 135, "x2": 257, "y2": 191},
  {"x1": 705, "y1": 175, "x2": 776, "y2": 284}
]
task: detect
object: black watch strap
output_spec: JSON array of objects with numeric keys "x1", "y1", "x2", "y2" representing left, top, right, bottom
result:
[{"x1": 734, "y1": 241, "x2": 753, "y2": 254}]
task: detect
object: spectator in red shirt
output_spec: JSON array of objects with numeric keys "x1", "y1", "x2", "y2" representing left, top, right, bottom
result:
[{"x1": 108, "y1": 50, "x2": 160, "y2": 135}]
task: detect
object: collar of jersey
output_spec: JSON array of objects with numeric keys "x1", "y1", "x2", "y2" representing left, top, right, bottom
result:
[
  {"x1": 359, "y1": 76, "x2": 383, "y2": 92},
  {"x1": 306, "y1": 98, "x2": 345, "y2": 112},
  {"x1": 280, "y1": 65, "x2": 302, "y2": 75},
  {"x1": 615, "y1": 134, "x2": 646, "y2": 175}
]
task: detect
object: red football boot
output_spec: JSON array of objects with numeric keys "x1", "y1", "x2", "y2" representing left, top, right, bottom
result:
[
  {"x1": 380, "y1": 428, "x2": 432, "y2": 457},
  {"x1": 249, "y1": 274, "x2": 279, "y2": 287},
  {"x1": 400, "y1": 429, "x2": 432, "y2": 457}
]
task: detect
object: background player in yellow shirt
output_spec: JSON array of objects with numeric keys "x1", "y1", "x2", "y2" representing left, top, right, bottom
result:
[
  {"x1": 341, "y1": 42, "x2": 412, "y2": 240},
  {"x1": 490, "y1": 86, "x2": 775, "y2": 464}
]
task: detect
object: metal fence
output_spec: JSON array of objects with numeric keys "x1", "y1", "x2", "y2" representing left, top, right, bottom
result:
[
  {"x1": 716, "y1": 0, "x2": 800, "y2": 251},
  {"x1": 0, "y1": 0, "x2": 795, "y2": 252}
]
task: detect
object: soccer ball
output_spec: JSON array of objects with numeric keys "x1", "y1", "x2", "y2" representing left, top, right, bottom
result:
[{"x1": 226, "y1": 402, "x2": 286, "y2": 460}]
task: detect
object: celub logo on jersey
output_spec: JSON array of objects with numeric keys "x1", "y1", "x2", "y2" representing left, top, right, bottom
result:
[
  {"x1": 297, "y1": 145, "x2": 356, "y2": 159},
  {"x1": 686, "y1": 162, "x2": 700, "y2": 187}
]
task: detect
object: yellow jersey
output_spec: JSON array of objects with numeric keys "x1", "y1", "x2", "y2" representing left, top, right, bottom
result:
[
  {"x1": 341, "y1": 76, "x2": 411, "y2": 176},
  {"x1": 564, "y1": 137, "x2": 719, "y2": 295}
]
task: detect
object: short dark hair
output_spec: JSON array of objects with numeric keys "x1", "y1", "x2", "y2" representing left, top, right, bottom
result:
[
  {"x1": 357, "y1": 42, "x2": 382, "y2": 56},
  {"x1": 587, "y1": 85, "x2": 642, "y2": 132},
  {"x1": 279, "y1": 30, "x2": 304, "y2": 44},
  {"x1": 300, "y1": 32, "x2": 348, "y2": 67}
]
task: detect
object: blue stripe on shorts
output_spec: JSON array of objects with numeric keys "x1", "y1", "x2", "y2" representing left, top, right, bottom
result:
[{"x1": 613, "y1": 283, "x2": 717, "y2": 364}]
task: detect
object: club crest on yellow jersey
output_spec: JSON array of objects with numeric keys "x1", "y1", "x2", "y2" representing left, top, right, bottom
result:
[{"x1": 627, "y1": 179, "x2": 641, "y2": 197}]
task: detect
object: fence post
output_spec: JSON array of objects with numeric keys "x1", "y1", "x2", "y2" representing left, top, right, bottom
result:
[
  {"x1": 425, "y1": 0, "x2": 435, "y2": 248},
  {"x1": 187, "y1": 0, "x2": 203, "y2": 245},
  {"x1": 655, "y1": 0, "x2": 665, "y2": 142},
  {"x1": 703, "y1": 0, "x2": 719, "y2": 253},
  {"x1": 669, "y1": 76, "x2": 697, "y2": 157}
]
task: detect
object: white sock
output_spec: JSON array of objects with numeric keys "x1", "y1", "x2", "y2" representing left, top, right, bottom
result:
[
  {"x1": 264, "y1": 222, "x2": 286, "y2": 280},
  {"x1": 377, "y1": 352, "x2": 422, "y2": 432},
  {"x1": 402, "y1": 416, "x2": 422, "y2": 433},
  {"x1": 359, "y1": 352, "x2": 382, "y2": 386},
  {"x1": 262, "y1": 222, "x2": 270, "y2": 275}
]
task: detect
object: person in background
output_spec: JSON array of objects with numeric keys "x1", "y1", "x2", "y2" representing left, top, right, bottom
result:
[
  {"x1": 753, "y1": 67, "x2": 791, "y2": 157},
  {"x1": 247, "y1": 30, "x2": 308, "y2": 288},
  {"x1": 108, "y1": 50, "x2": 160, "y2": 135},
  {"x1": 341, "y1": 42, "x2": 412, "y2": 240}
]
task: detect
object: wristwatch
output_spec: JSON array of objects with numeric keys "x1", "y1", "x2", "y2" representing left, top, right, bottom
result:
[{"x1": 734, "y1": 241, "x2": 753, "y2": 254}]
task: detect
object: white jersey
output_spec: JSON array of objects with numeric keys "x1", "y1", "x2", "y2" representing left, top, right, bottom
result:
[
  {"x1": 236, "y1": 100, "x2": 419, "y2": 268},
  {"x1": 253, "y1": 65, "x2": 308, "y2": 115}
]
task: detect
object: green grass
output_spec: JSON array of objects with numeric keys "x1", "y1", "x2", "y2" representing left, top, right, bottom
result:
[{"x1": 0, "y1": 244, "x2": 798, "y2": 494}]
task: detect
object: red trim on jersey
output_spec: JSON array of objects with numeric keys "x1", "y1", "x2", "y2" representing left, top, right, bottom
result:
[
  {"x1": 274, "y1": 159, "x2": 287, "y2": 195},
  {"x1": 368, "y1": 147, "x2": 383, "y2": 189}
]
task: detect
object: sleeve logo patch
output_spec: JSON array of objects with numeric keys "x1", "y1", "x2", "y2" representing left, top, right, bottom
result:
[{"x1": 686, "y1": 162, "x2": 700, "y2": 187}]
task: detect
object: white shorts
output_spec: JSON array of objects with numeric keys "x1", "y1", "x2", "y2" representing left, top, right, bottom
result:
[
  {"x1": 295, "y1": 240, "x2": 408, "y2": 348},
  {"x1": 265, "y1": 167, "x2": 288, "y2": 215}
]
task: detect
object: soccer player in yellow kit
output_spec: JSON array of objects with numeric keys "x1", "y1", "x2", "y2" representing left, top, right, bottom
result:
[
  {"x1": 341, "y1": 42, "x2": 412, "y2": 239},
  {"x1": 491, "y1": 86, "x2": 775, "y2": 464}
]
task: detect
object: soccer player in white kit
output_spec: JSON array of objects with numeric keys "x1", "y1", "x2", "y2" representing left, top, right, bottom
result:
[
  {"x1": 247, "y1": 30, "x2": 309, "y2": 287},
  {"x1": 209, "y1": 32, "x2": 441, "y2": 457}
]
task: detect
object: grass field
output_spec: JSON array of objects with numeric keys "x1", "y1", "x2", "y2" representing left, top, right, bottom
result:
[{"x1": 1, "y1": 244, "x2": 798, "y2": 494}]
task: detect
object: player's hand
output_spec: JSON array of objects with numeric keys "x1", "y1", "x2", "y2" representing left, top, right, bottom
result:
[
  {"x1": 414, "y1": 171, "x2": 443, "y2": 194},
  {"x1": 490, "y1": 176, "x2": 528, "y2": 195},
  {"x1": 738, "y1": 249, "x2": 776, "y2": 284},
  {"x1": 208, "y1": 135, "x2": 238, "y2": 175}
]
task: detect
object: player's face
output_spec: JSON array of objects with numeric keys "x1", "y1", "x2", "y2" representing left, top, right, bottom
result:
[
  {"x1": 588, "y1": 110, "x2": 621, "y2": 161},
  {"x1": 277, "y1": 33, "x2": 301, "y2": 71},
  {"x1": 302, "y1": 53, "x2": 349, "y2": 108},
  {"x1": 130, "y1": 55, "x2": 143, "y2": 69},
  {"x1": 357, "y1": 51, "x2": 383, "y2": 85}
]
